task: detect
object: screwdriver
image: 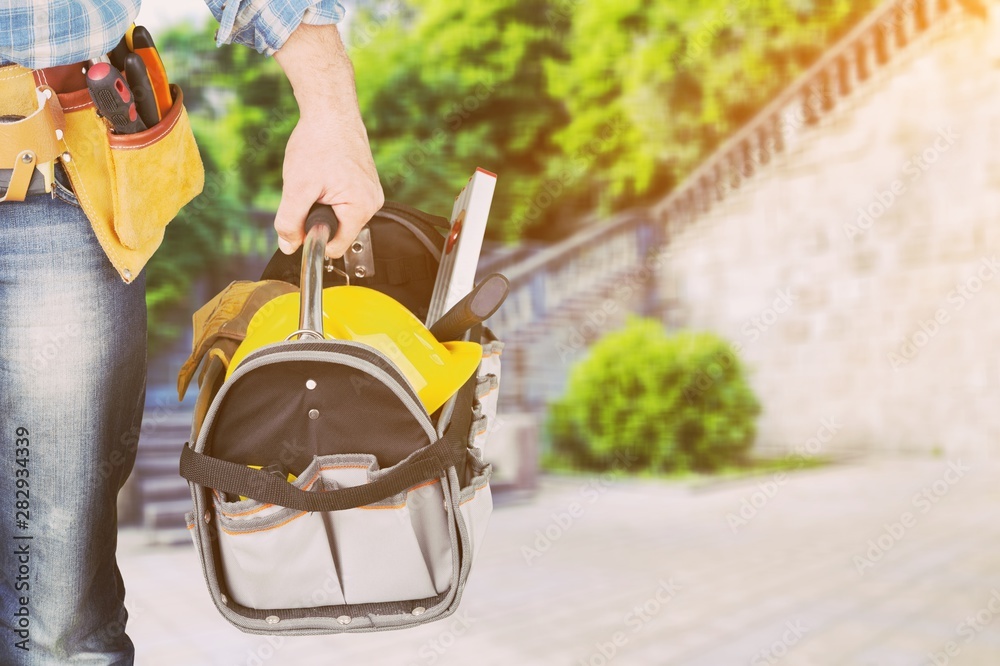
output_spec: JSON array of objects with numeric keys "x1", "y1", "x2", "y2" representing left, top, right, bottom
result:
[{"x1": 86, "y1": 61, "x2": 146, "y2": 134}]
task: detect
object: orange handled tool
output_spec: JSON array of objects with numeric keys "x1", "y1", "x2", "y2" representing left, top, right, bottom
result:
[{"x1": 130, "y1": 26, "x2": 172, "y2": 118}]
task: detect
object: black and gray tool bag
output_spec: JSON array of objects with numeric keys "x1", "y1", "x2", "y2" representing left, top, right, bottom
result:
[{"x1": 178, "y1": 202, "x2": 502, "y2": 634}]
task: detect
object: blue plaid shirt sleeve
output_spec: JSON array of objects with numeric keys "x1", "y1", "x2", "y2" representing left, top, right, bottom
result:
[
  {"x1": 0, "y1": 0, "x2": 343, "y2": 68},
  {"x1": 0, "y1": 0, "x2": 141, "y2": 69},
  {"x1": 204, "y1": 0, "x2": 346, "y2": 56}
]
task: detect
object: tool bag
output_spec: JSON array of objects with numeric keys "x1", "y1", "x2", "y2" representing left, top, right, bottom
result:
[{"x1": 178, "y1": 202, "x2": 502, "y2": 635}]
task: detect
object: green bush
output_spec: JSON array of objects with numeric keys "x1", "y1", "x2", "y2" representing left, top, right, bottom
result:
[{"x1": 547, "y1": 319, "x2": 760, "y2": 473}]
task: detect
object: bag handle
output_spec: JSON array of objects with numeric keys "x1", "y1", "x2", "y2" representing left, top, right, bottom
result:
[{"x1": 179, "y1": 375, "x2": 474, "y2": 512}]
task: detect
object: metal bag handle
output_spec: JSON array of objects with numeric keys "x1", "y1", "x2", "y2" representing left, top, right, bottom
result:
[{"x1": 293, "y1": 203, "x2": 340, "y2": 340}]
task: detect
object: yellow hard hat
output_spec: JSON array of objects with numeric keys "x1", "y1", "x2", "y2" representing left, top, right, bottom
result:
[{"x1": 226, "y1": 286, "x2": 482, "y2": 414}]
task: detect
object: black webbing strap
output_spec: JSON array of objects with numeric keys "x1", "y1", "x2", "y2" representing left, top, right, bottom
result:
[{"x1": 179, "y1": 377, "x2": 474, "y2": 512}]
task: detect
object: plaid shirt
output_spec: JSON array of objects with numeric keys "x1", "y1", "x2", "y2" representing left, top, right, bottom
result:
[{"x1": 0, "y1": 0, "x2": 344, "y2": 68}]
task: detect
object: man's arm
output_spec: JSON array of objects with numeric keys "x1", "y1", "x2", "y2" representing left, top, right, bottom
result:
[
  {"x1": 202, "y1": 0, "x2": 382, "y2": 258},
  {"x1": 273, "y1": 23, "x2": 384, "y2": 258}
]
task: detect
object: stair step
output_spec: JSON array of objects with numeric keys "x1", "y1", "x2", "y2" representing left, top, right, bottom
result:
[
  {"x1": 140, "y1": 475, "x2": 190, "y2": 503},
  {"x1": 135, "y1": 456, "x2": 182, "y2": 478},
  {"x1": 143, "y1": 499, "x2": 194, "y2": 531},
  {"x1": 137, "y1": 436, "x2": 190, "y2": 454}
]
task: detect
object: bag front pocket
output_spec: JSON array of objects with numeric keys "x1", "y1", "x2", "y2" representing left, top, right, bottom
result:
[
  {"x1": 317, "y1": 456, "x2": 453, "y2": 604},
  {"x1": 213, "y1": 468, "x2": 346, "y2": 610},
  {"x1": 106, "y1": 84, "x2": 203, "y2": 250}
]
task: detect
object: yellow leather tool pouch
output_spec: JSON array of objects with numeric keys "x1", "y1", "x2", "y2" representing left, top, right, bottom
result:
[{"x1": 57, "y1": 83, "x2": 205, "y2": 282}]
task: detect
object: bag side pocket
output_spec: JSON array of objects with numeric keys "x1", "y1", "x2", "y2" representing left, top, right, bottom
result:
[
  {"x1": 458, "y1": 448, "x2": 493, "y2": 566},
  {"x1": 472, "y1": 339, "x2": 503, "y2": 453}
]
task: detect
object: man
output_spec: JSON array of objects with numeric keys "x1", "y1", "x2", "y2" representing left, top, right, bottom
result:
[{"x1": 0, "y1": 1, "x2": 383, "y2": 663}]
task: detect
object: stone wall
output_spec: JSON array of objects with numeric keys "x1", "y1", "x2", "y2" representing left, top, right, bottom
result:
[{"x1": 662, "y1": 9, "x2": 1000, "y2": 457}]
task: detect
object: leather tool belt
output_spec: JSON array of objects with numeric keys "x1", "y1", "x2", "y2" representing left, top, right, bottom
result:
[
  {"x1": 0, "y1": 85, "x2": 66, "y2": 203},
  {"x1": 0, "y1": 61, "x2": 205, "y2": 283}
]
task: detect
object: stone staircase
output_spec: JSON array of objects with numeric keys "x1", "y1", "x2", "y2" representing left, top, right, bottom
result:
[{"x1": 130, "y1": 410, "x2": 194, "y2": 538}]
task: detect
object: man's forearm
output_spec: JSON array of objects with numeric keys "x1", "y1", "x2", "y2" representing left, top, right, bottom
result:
[
  {"x1": 270, "y1": 22, "x2": 383, "y2": 257},
  {"x1": 274, "y1": 23, "x2": 357, "y2": 120}
]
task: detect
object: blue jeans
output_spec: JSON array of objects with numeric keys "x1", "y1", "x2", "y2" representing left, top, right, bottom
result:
[{"x1": 0, "y1": 177, "x2": 146, "y2": 665}]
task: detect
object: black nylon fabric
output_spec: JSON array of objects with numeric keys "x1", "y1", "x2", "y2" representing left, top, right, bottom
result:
[
  {"x1": 260, "y1": 201, "x2": 446, "y2": 321},
  {"x1": 180, "y1": 376, "x2": 474, "y2": 511},
  {"x1": 240, "y1": 339, "x2": 422, "y2": 408},
  {"x1": 181, "y1": 438, "x2": 445, "y2": 512},
  {"x1": 205, "y1": 359, "x2": 431, "y2": 474}
]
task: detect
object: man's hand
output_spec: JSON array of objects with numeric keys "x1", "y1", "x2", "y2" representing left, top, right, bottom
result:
[{"x1": 273, "y1": 23, "x2": 384, "y2": 258}]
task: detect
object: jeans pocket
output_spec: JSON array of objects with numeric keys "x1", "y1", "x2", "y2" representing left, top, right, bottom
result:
[
  {"x1": 318, "y1": 456, "x2": 452, "y2": 604},
  {"x1": 52, "y1": 178, "x2": 79, "y2": 208}
]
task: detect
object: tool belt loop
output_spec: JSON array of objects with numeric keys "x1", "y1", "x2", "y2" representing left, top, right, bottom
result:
[{"x1": 0, "y1": 85, "x2": 66, "y2": 202}]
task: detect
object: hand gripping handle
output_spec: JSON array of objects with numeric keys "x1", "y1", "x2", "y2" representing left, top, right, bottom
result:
[{"x1": 297, "y1": 203, "x2": 340, "y2": 339}]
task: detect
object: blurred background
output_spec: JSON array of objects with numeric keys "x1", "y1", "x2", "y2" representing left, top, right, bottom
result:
[{"x1": 120, "y1": 0, "x2": 1000, "y2": 664}]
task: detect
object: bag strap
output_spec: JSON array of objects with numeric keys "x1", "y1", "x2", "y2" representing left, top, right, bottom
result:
[
  {"x1": 379, "y1": 200, "x2": 451, "y2": 230},
  {"x1": 179, "y1": 375, "x2": 474, "y2": 512}
]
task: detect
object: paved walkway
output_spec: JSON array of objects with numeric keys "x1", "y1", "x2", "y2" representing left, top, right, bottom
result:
[{"x1": 118, "y1": 458, "x2": 1000, "y2": 665}]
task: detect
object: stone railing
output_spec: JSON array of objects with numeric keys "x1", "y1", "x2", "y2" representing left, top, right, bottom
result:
[
  {"x1": 652, "y1": 0, "x2": 965, "y2": 234},
  {"x1": 478, "y1": 0, "x2": 980, "y2": 424},
  {"x1": 486, "y1": 0, "x2": 967, "y2": 347}
]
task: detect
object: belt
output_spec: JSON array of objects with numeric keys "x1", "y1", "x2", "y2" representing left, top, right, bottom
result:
[
  {"x1": 0, "y1": 109, "x2": 56, "y2": 200},
  {"x1": 0, "y1": 167, "x2": 51, "y2": 198}
]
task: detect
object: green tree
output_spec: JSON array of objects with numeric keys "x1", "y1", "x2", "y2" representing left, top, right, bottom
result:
[
  {"x1": 346, "y1": 0, "x2": 569, "y2": 240},
  {"x1": 546, "y1": 0, "x2": 879, "y2": 222},
  {"x1": 145, "y1": 25, "x2": 258, "y2": 351}
]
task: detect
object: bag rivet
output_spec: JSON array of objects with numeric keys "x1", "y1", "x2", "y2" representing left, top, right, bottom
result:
[
  {"x1": 265, "y1": 615, "x2": 280, "y2": 624},
  {"x1": 337, "y1": 615, "x2": 351, "y2": 625},
  {"x1": 412, "y1": 607, "x2": 426, "y2": 616},
  {"x1": 306, "y1": 379, "x2": 317, "y2": 390},
  {"x1": 308, "y1": 409, "x2": 319, "y2": 420},
  {"x1": 61, "y1": 152, "x2": 72, "y2": 163},
  {"x1": 123, "y1": 269, "x2": 133, "y2": 281},
  {"x1": 351, "y1": 242, "x2": 363, "y2": 254},
  {"x1": 21, "y1": 153, "x2": 33, "y2": 164},
  {"x1": 354, "y1": 266, "x2": 367, "y2": 279},
  {"x1": 203, "y1": 511, "x2": 211, "y2": 523}
]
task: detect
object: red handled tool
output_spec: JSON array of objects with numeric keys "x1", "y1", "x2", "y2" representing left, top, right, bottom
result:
[{"x1": 86, "y1": 62, "x2": 146, "y2": 134}]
